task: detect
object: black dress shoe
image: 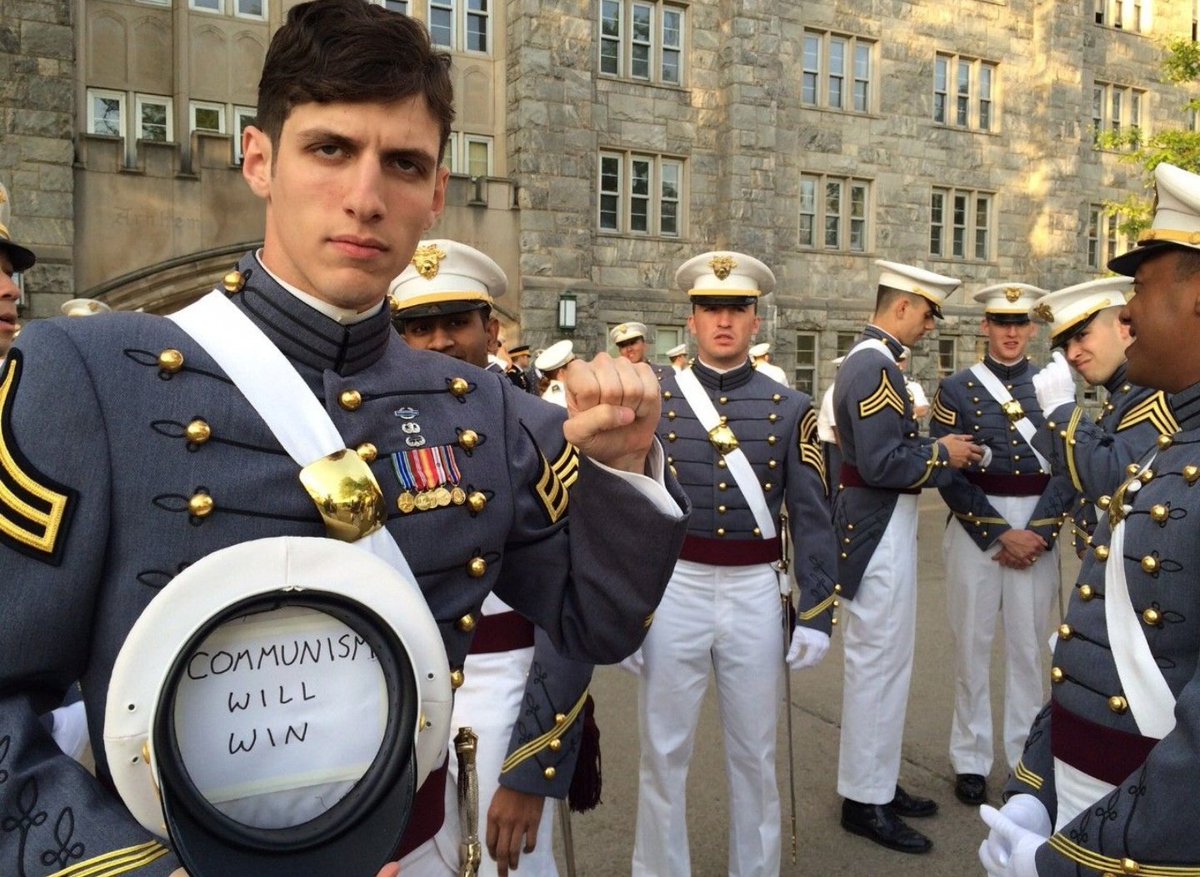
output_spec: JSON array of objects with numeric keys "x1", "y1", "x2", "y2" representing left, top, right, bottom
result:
[
  {"x1": 889, "y1": 784, "x2": 939, "y2": 818},
  {"x1": 954, "y1": 773, "x2": 988, "y2": 806},
  {"x1": 840, "y1": 799, "x2": 933, "y2": 854}
]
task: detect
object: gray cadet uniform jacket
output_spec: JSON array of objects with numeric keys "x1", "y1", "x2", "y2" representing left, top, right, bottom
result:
[
  {"x1": 1005, "y1": 383, "x2": 1200, "y2": 876},
  {"x1": 831, "y1": 327, "x2": 957, "y2": 600},
  {"x1": 1031, "y1": 363, "x2": 1179, "y2": 553},
  {"x1": 0, "y1": 253, "x2": 688, "y2": 877},
  {"x1": 658, "y1": 360, "x2": 838, "y2": 633},
  {"x1": 929, "y1": 356, "x2": 1076, "y2": 551}
]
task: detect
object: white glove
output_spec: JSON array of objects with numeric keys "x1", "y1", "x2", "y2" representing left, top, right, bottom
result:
[
  {"x1": 786, "y1": 627, "x2": 830, "y2": 670},
  {"x1": 1032, "y1": 351, "x2": 1075, "y2": 414},
  {"x1": 618, "y1": 647, "x2": 644, "y2": 676},
  {"x1": 979, "y1": 798, "x2": 1050, "y2": 877},
  {"x1": 978, "y1": 443, "x2": 994, "y2": 469},
  {"x1": 49, "y1": 700, "x2": 91, "y2": 763}
]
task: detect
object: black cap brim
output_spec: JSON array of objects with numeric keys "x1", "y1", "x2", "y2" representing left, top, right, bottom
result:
[
  {"x1": 1051, "y1": 312, "x2": 1100, "y2": 349},
  {"x1": 690, "y1": 295, "x2": 758, "y2": 307},
  {"x1": 394, "y1": 300, "x2": 489, "y2": 320},
  {"x1": 0, "y1": 240, "x2": 35, "y2": 272},
  {"x1": 1107, "y1": 241, "x2": 1186, "y2": 277},
  {"x1": 985, "y1": 312, "x2": 1032, "y2": 326}
]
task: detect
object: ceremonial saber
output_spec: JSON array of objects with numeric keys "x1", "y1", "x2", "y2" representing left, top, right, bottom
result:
[
  {"x1": 777, "y1": 510, "x2": 799, "y2": 865},
  {"x1": 558, "y1": 800, "x2": 578, "y2": 877},
  {"x1": 454, "y1": 727, "x2": 482, "y2": 877}
]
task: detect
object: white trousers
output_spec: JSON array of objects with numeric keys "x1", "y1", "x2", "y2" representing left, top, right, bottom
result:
[
  {"x1": 442, "y1": 595, "x2": 558, "y2": 877},
  {"x1": 837, "y1": 493, "x2": 919, "y2": 804},
  {"x1": 943, "y1": 494, "x2": 1059, "y2": 775},
  {"x1": 632, "y1": 559, "x2": 784, "y2": 877}
]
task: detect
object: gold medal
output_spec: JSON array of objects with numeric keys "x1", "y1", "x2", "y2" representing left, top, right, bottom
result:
[
  {"x1": 435, "y1": 486, "x2": 452, "y2": 507},
  {"x1": 397, "y1": 491, "x2": 416, "y2": 514},
  {"x1": 415, "y1": 491, "x2": 435, "y2": 511},
  {"x1": 451, "y1": 486, "x2": 467, "y2": 505}
]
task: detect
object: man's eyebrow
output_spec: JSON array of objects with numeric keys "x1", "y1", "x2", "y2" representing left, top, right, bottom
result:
[{"x1": 294, "y1": 127, "x2": 359, "y2": 150}]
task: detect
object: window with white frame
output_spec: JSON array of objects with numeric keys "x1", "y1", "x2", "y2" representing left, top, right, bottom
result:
[
  {"x1": 1095, "y1": 0, "x2": 1148, "y2": 32},
  {"x1": 1086, "y1": 205, "x2": 1133, "y2": 269},
  {"x1": 802, "y1": 31, "x2": 874, "y2": 113},
  {"x1": 190, "y1": 101, "x2": 226, "y2": 134},
  {"x1": 937, "y1": 337, "x2": 957, "y2": 377},
  {"x1": 233, "y1": 105, "x2": 256, "y2": 163},
  {"x1": 934, "y1": 54, "x2": 997, "y2": 131},
  {"x1": 798, "y1": 174, "x2": 870, "y2": 252},
  {"x1": 795, "y1": 332, "x2": 818, "y2": 394},
  {"x1": 835, "y1": 332, "x2": 857, "y2": 359},
  {"x1": 88, "y1": 88, "x2": 125, "y2": 137},
  {"x1": 930, "y1": 188, "x2": 992, "y2": 261},
  {"x1": 135, "y1": 93, "x2": 173, "y2": 142},
  {"x1": 598, "y1": 151, "x2": 683, "y2": 236},
  {"x1": 655, "y1": 326, "x2": 683, "y2": 363},
  {"x1": 1091, "y1": 81, "x2": 1145, "y2": 146},
  {"x1": 374, "y1": 0, "x2": 408, "y2": 12},
  {"x1": 428, "y1": 0, "x2": 489, "y2": 53},
  {"x1": 443, "y1": 133, "x2": 493, "y2": 177},
  {"x1": 599, "y1": 0, "x2": 685, "y2": 86},
  {"x1": 188, "y1": 0, "x2": 265, "y2": 17}
]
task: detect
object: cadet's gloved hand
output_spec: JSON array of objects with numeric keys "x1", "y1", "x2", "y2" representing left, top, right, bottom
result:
[
  {"x1": 786, "y1": 628, "x2": 830, "y2": 670},
  {"x1": 979, "y1": 798, "x2": 1049, "y2": 877},
  {"x1": 977, "y1": 443, "x2": 994, "y2": 469},
  {"x1": 1032, "y1": 351, "x2": 1075, "y2": 414}
]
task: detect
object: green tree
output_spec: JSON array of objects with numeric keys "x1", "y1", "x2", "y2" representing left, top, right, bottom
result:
[{"x1": 1097, "y1": 38, "x2": 1200, "y2": 238}]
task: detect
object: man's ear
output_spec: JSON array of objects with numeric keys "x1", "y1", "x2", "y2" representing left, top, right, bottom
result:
[{"x1": 241, "y1": 126, "x2": 272, "y2": 200}]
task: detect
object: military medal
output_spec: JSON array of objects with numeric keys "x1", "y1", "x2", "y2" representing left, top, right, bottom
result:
[
  {"x1": 391, "y1": 445, "x2": 464, "y2": 513},
  {"x1": 1001, "y1": 399, "x2": 1025, "y2": 423}
]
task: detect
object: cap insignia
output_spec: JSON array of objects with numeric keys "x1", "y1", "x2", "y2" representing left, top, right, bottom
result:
[
  {"x1": 1033, "y1": 303, "x2": 1054, "y2": 323},
  {"x1": 1005, "y1": 286, "x2": 1023, "y2": 302},
  {"x1": 709, "y1": 255, "x2": 737, "y2": 280},
  {"x1": 411, "y1": 243, "x2": 448, "y2": 280}
]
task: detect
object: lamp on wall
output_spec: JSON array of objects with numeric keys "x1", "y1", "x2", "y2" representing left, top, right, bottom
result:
[{"x1": 557, "y1": 291, "x2": 577, "y2": 333}]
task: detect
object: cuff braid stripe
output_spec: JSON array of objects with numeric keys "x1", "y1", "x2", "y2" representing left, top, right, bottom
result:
[
  {"x1": 500, "y1": 688, "x2": 589, "y2": 773},
  {"x1": 50, "y1": 841, "x2": 170, "y2": 877},
  {"x1": 1047, "y1": 834, "x2": 1200, "y2": 876},
  {"x1": 1012, "y1": 759, "x2": 1043, "y2": 791}
]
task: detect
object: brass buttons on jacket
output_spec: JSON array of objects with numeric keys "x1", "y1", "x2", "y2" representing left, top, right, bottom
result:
[
  {"x1": 716, "y1": 528, "x2": 726, "y2": 537},
  {"x1": 548, "y1": 738, "x2": 562, "y2": 752},
  {"x1": 223, "y1": 271, "x2": 245, "y2": 294},
  {"x1": 1097, "y1": 495, "x2": 1112, "y2": 510},
  {"x1": 356, "y1": 443, "x2": 378, "y2": 463},
  {"x1": 450, "y1": 669, "x2": 465, "y2": 690},
  {"x1": 1058, "y1": 623, "x2": 1073, "y2": 640},
  {"x1": 1141, "y1": 555, "x2": 1159, "y2": 574},
  {"x1": 458, "y1": 430, "x2": 480, "y2": 450},
  {"x1": 1150, "y1": 504, "x2": 1169, "y2": 523},
  {"x1": 457, "y1": 614, "x2": 476, "y2": 633},
  {"x1": 1079, "y1": 584, "x2": 1095, "y2": 601},
  {"x1": 185, "y1": 419, "x2": 211, "y2": 445},
  {"x1": 1142, "y1": 608, "x2": 1161, "y2": 626},
  {"x1": 449, "y1": 378, "x2": 470, "y2": 397},
  {"x1": 158, "y1": 349, "x2": 184, "y2": 373},
  {"x1": 544, "y1": 767, "x2": 557, "y2": 780},
  {"x1": 189, "y1": 493, "x2": 214, "y2": 518},
  {"x1": 1185, "y1": 465, "x2": 1200, "y2": 485},
  {"x1": 1108, "y1": 695, "x2": 1129, "y2": 715},
  {"x1": 1050, "y1": 667, "x2": 1063, "y2": 683},
  {"x1": 467, "y1": 557, "x2": 488, "y2": 578},
  {"x1": 1157, "y1": 434, "x2": 1174, "y2": 450},
  {"x1": 339, "y1": 390, "x2": 363, "y2": 411},
  {"x1": 468, "y1": 491, "x2": 488, "y2": 513},
  {"x1": 1094, "y1": 545, "x2": 1109, "y2": 562}
]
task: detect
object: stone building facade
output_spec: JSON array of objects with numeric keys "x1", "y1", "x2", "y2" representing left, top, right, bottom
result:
[{"x1": 2, "y1": 0, "x2": 1197, "y2": 394}]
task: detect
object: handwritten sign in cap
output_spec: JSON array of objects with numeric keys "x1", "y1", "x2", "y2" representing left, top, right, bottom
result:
[{"x1": 105, "y1": 536, "x2": 451, "y2": 877}]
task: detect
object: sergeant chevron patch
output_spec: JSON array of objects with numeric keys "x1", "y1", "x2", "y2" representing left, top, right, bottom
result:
[
  {"x1": 1117, "y1": 391, "x2": 1180, "y2": 437},
  {"x1": 0, "y1": 352, "x2": 76, "y2": 565},
  {"x1": 799, "y1": 407, "x2": 826, "y2": 489},
  {"x1": 534, "y1": 441, "x2": 578, "y2": 524},
  {"x1": 858, "y1": 369, "x2": 907, "y2": 419},
  {"x1": 930, "y1": 389, "x2": 958, "y2": 427}
]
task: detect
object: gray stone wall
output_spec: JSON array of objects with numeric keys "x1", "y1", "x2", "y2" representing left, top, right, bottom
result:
[{"x1": 1, "y1": 0, "x2": 74, "y2": 317}]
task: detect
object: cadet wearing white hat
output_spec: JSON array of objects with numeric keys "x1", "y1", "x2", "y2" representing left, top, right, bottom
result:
[
  {"x1": 535, "y1": 340, "x2": 575, "y2": 407},
  {"x1": 0, "y1": 182, "x2": 35, "y2": 362},
  {"x1": 749, "y1": 341, "x2": 789, "y2": 387},
  {"x1": 392, "y1": 241, "x2": 595, "y2": 877},
  {"x1": 980, "y1": 163, "x2": 1200, "y2": 877},
  {"x1": 1030, "y1": 276, "x2": 1174, "y2": 522},
  {"x1": 611, "y1": 321, "x2": 669, "y2": 379},
  {"x1": 930, "y1": 282, "x2": 1075, "y2": 810},
  {"x1": 632, "y1": 251, "x2": 838, "y2": 877},
  {"x1": 833, "y1": 260, "x2": 984, "y2": 854},
  {"x1": 665, "y1": 342, "x2": 688, "y2": 372}
]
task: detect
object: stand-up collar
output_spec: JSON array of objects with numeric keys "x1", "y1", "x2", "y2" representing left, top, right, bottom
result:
[
  {"x1": 1103, "y1": 362, "x2": 1130, "y2": 396},
  {"x1": 863, "y1": 325, "x2": 904, "y2": 360},
  {"x1": 982, "y1": 355, "x2": 1030, "y2": 381},
  {"x1": 229, "y1": 252, "x2": 393, "y2": 376},
  {"x1": 1170, "y1": 382, "x2": 1200, "y2": 433},
  {"x1": 690, "y1": 358, "x2": 756, "y2": 391}
]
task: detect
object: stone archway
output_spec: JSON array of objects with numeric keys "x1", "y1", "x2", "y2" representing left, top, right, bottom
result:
[{"x1": 83, "y1": 241, "x2": 262, "y2": 315}]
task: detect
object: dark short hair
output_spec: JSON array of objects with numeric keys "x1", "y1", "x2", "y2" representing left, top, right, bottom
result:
[
  {"x1": 1176, "y1": 249, "x2": 1200, "y2": 280},
  {"x1": 256, "y1": 0, "x2": 454, "y2": 157}
]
